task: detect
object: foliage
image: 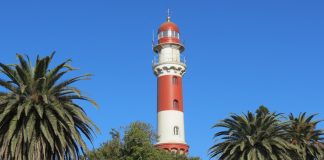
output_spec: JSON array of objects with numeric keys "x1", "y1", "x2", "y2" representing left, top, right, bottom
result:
[
  {"x1": 210, "y1": 106, "x2": 324, "y2": 160},
  {"x1": 255, "y1": 105, "x2": 269, "y2": 117},
  {"x1": 0, "y1": 53, "x2": 99, "y2": 160},
  {"x1": 287, "y1": 112, "x2": 324, "y2": 160},
  {"x1": 210, "y1": 106, "x2": 297, "y2": 160},
  {"x1": 86, "y1": 122, "x2": 200, "y2": 160}
]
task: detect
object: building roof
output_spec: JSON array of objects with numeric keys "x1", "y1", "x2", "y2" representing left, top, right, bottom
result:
[{"x1": 158, "y1": 17, "x2": 180, "y2": 33}]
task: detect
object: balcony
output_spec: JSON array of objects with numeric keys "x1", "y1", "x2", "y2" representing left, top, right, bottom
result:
[
  {"x1": 152, "y1": 39, "x2": 185, "y2": 53},
  {"x1": 152, "y1": 55, "x2": 187, "y2": 68}
]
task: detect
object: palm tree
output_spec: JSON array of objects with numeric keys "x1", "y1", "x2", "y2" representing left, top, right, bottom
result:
[
  {"x1": 287, "y1": 112, "x2": 324, "y2": 160},
  {"x1": 209, "y1": 107, "x2": 296, "y2": 160},
  {"x1": 0, "y1": 53, "x2": 99, "y2": 160}
]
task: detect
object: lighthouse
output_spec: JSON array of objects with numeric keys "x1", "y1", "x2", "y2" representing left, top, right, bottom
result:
[{"x1": 152, "y1": 14, "x2": 189, "y2": 154}]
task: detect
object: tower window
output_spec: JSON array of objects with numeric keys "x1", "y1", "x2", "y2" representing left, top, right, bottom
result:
[
  {"x1": 172, "y1": 76, "x2": 178, "y2": 85},
  {"x1": 172, "y1": 31, "x2": 176, "y2": 37},
  {"x1": 162, "y1": 31, "x2": 168, "y2": 37},
  {"x1": 168, "y1": 30, "x2": 172, "y2": 37},
  {"x1": 173, "y1": 99, "x2": 179, "y2": 110},
  {"x1": 174, "y1": 126, "x2": 179, "y2": 135},
  {"x1": 158, "y1": 30, "x2": 180, "y2": 39}
]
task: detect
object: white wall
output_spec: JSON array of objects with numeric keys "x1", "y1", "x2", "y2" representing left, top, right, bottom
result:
[
  {"x1": 159, "y1": 45, "x2": 180, "y2": 63},
  {"x1": 157, "y1": 110, "x2": 186, "y2": 144}
]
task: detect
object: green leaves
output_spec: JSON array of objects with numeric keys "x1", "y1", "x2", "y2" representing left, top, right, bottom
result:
[
  {"x1": 287, "y1": 112, "x2": 324, "y2": 159},
  {"x1": 210, "y1": 106, "x2": 324, "y2": 160},
  {"x1": 0, "y1": 53, "x2": 99, "y2": 160},
  {"x1": 86, "y1": 122, "x2": 200, "y2": 160},
  {"x1": 210, "y1": 106, "x2": 298, "y2": 160}
]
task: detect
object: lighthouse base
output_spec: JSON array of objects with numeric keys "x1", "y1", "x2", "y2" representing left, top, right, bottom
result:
[{"x1": 155, "y1": 143, "x2": 189, "y2": 154}]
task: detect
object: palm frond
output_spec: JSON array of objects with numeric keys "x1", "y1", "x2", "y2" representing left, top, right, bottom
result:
[{"x1": 0, "y1": 53, "x2": 99, "y2": 160}]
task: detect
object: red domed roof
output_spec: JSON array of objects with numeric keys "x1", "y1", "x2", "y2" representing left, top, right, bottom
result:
[
  {"x1": 158, "y1": 20, "x2": 180, "y2": 33},
  {"x1": 153, "y1": 16, "x2": 185, "y2": 53}
]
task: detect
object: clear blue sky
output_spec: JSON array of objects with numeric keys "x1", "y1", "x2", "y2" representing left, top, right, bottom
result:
[{"x1": 0, "y1": 0, "x2": 324, "y2": 159}]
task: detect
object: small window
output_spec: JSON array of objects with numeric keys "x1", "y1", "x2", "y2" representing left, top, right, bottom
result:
[
  {"x1": 168, "y1": 30, "x2": 172, "y2": 37},
  {"x1": 172, "y1": 76, "x2": 178, "y2": 85},
  {"x1": 174, "y1": 126, "x2": 179, "y2": 135},
  {"x1": 173, "y1": 99, "x2": 179, "y2": 110},
  {"x1": 171, "y1": 31, "x2": 175, "y2": 37},
  {"x1": 162, "y1": 31, "x2": 168, "y2": 37}
]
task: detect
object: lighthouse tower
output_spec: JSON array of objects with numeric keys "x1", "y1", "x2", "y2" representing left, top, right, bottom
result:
[{"x1": 152, "y1": 14, "x2": 189, "y2": 154}]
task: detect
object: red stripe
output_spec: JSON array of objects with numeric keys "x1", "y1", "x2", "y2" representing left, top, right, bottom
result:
[
  {"x1": 155, "y1": 143, "x2": 189, "y2": 154},
  {"x1": 157, "y1": 75, "x2": 184, "y2": 112},
  {"x1": 158, "y1": 37, "x2": 180, "y2": 44}
]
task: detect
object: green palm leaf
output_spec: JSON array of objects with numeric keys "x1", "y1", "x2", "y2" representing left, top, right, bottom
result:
[
  {"x1": 209, "y1": 106, "x2": 296, "y2": 160},
  {"x1": 287, "y1": 112, "x2": 324, "y2": 160},
  {"x1": 0, "y1": 53, "x2": 99, "y2": 160}
]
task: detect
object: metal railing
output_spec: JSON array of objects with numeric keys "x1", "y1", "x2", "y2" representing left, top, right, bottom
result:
[
  {"x1": 151, "y1": 38, "x2": 185, "y2": 48},
  {"x1": 152, "y1": 55, "x2": 186, "y2": 67}
]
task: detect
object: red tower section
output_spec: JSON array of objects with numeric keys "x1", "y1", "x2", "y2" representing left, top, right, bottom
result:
[{"x1": 157, "y1": 75, "x2": 184, "y2": 112}]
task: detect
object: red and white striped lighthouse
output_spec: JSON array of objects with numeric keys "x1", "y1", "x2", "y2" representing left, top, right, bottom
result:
[{"x1": 152, "y1": 14, "x2": 189, "y2": 154}]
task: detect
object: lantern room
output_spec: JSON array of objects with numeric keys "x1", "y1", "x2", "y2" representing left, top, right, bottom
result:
[{"x1": 153, "y1": 16, "x2": 185, "y2": 53}]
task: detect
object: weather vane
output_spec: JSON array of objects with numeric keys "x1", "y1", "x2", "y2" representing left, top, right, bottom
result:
[{"x1": 167, "y1": 8, "x2": 171, "y2": 21}]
